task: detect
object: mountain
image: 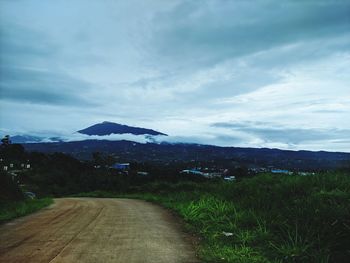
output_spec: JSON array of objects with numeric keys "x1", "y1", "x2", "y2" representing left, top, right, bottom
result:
[{"x1": 77, "y1": 121, "x2": 167, "y2": 136}]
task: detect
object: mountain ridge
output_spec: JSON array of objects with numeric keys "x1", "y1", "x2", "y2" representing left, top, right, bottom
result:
[{"x1": 77, "y1": 121, "x2": 168, "y2": 136}]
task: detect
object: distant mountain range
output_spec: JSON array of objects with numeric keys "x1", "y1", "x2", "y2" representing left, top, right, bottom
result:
[
  {"x1": 22, "y1": 139, "x2": 350, "y2": 171},
  {"x1": 77, "y1": 121, "x2": 167, "y2": 136},
  {"x1": 5, "y1": 121, "x2": 167, "y2": 144},
  {"x1": 5, "y1": 121, "x2": 350, "y2": 171}
]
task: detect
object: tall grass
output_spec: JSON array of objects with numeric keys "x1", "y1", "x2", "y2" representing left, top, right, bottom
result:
[
  {"x1": 0, "y1": 198, "x2": 53, "y2": 224},
  {"x1": 125, "y1": 173, "x2": 350, "y2": 263},
  {"x1": 74, "y1": 173, "x2": 350, "y2": 262}
]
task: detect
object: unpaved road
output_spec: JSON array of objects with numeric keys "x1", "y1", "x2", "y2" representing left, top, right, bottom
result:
[{"x1": 0, "y1": 198, "x2": 199, "y2": 263}]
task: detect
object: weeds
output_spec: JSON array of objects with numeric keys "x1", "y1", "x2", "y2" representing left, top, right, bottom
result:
[
  {"x1": 0, "y1": 198, "x2": 53, "y2": 223},
  {"x1": 76, "y1": 172, "x2": 350, "y2": 262}
]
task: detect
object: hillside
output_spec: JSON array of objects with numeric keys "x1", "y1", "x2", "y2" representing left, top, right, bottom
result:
[{"x1": 22, "y1": 140, "x2": 350, "y2": 171}]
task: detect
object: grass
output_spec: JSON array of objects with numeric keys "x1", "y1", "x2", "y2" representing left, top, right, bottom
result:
[
  {"x1": 0, "y1": 198, "x2": 53, "y2": 224},
  {"x1": 74, "y1": 173, "x2": 350, "y2": 263}
]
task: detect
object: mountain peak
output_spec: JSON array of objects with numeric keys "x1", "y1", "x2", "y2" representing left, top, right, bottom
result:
[{"x1": 78, "y1": 122, "x2": 167, "y2": 136}]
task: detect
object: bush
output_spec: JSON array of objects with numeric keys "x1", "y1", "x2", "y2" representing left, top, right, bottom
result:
[
  {"x1": 127, "y1": 172, "x2": 350, "y2": 263},
  {"x1": 0, "y1": 198, "x2": 53, "y2": 223},
  {"x1": 0, "y1": 171, "x2": 24, "y2": 201}
]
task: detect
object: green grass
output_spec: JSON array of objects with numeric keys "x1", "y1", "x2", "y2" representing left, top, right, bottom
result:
[
  {"x1": 0, "y1": 198, "x2": 53, "y2": 224},
  {"x1": 74, "y1": 173, "x2": 350, "y2": 263}
]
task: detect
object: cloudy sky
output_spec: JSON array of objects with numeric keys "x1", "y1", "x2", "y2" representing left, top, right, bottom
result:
[{"x1": 0, "y1": 0, "x2": 349, "y2": 151}]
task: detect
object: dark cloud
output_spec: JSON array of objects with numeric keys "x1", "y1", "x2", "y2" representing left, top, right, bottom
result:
[
  {"x1": 0, "y1": 66, "x2": 96, "y2": 106},
  {"x1": 151, "y1": 0, "x2": 350, "y2": 68},
  {"x1": 212, "y1": 122, "x2": 350, "y2": 144},
  {"x1": 0, "y1": 23, "x2": 96, "y2": 106},
  {"x1": 0, "y1": 23, "x2": 59, "y2": 65}
]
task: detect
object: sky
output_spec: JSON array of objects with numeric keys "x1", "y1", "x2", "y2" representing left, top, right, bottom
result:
[{"x1": 0, "y1": 0, "x2": 349, "y2": 152}]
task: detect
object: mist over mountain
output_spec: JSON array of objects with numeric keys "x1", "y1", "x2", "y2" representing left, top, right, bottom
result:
[
  {"x1": 10, "y1": 135, "x2": 43, "y2": 144},
  {"x1": 5, "y1": 122, "x2": 350, "y2": 171},
  {"x1": 77, "y1": 122, "x2": 167, "y2": 136},
  {"x1": 2, "y1": 122, "x2": 167, "y2": 144},
  {"x1": 4, "y1": 121, "x2": 350, "y2": 171}
]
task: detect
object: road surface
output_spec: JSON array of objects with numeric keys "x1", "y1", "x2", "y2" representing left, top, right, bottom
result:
[{"x1": 0, "y1": 198, "x2": 199, "y2": 263}]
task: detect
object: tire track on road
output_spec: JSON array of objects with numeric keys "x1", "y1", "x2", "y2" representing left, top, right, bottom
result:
[
  {"x1": 47, "y1": 206, "x2": 105, "y2": 263},
  {"x1": 0, "y1": 198, "x2": 199, "y2": 263}
]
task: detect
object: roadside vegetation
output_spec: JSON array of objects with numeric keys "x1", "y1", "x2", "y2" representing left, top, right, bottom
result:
[
  {"x1": 75, "y1": 173, "x2": 350, "y2": 263},
  {"x1": 0, "y1": 171, "x2": 53, "y2": 224},
  {"x1": 1, "y1": 143, "x2": 349, "y2": 262},
  {"x1": 0, "y1": 198, "x2": 53, "y2": 224}
]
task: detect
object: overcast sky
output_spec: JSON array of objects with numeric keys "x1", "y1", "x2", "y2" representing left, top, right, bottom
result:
[{"x1": 0, "y1": 0, "x2": 349, "y2": 151}]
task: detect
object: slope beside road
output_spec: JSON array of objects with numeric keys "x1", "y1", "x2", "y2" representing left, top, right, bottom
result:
[{"x1": 0, "y1": 198, "x2": 199, "y2": 263}]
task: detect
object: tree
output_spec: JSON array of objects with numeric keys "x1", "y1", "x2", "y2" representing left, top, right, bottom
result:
[
  {"x1": 1, "y1": 135, "x2": 11, "y2": 146},
  {"x1": 92, "y1": 152, "x2": 115, "y2": 167},
  {"x1": 0, "y1": 143, "x2": 26, "y2": 163},
  {"x1": 0, "y1": 171, "x2": 24, "y2": 201}
]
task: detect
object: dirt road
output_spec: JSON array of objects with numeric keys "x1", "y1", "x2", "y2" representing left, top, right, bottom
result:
[{"x1": 0, "y1": 198, "x2": 199, "y2": 263}]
